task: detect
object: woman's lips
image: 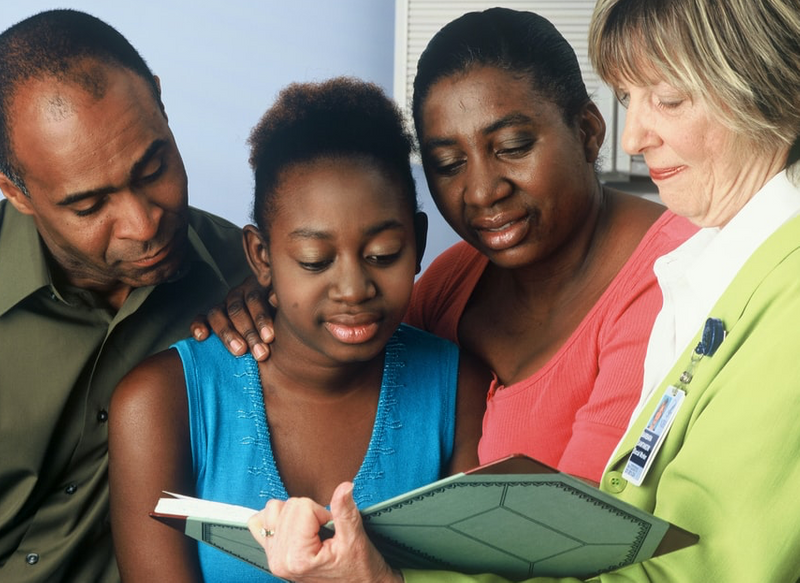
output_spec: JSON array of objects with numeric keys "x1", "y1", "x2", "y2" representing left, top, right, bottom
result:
[
  {"x1": 473, "y1": 216, "x2": 530, "y2": 252},
  {"x1": 649, "y1": 166, "x2": 686, "y2": 181}
]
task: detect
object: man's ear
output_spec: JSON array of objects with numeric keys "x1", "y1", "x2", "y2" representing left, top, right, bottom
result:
[
  {"x1": 243, "y1": 224, "x2": 274, "y2": 305},
  {"x1": 578, "y1": 102, "x2": 606, "y2": 164},
  {"x1": 413, "y1": 211, "x2": 428, "y2": 275},
  {"x1": 0, "y1": 173, "x2": 35, "y2": 215},
  {"x1": 153, "y1": 74, "x2": 168, "y2": 120}
]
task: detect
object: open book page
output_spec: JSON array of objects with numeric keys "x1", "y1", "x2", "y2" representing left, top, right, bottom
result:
[
  {"x1": 154, "y1": 492, "x2": 257, "y2": 525},
  {"x1": 152, "y1": 494, "x2": 281, "y2": 577}
]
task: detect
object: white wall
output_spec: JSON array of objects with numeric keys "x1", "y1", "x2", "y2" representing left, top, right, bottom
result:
[{"x1": 0, "y1": 1, "x2": 460, "y2": 273}]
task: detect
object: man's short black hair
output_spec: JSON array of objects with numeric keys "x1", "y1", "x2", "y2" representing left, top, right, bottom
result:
[{"x1": 0, "y1": 9, "x2": 159, "y2": 194}]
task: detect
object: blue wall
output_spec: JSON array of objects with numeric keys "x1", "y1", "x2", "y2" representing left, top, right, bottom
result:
[{"x1": 0, "y1": 1, "x2": 459, "y2": 272}]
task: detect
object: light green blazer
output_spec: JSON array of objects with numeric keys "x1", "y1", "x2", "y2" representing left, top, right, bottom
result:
[{"x1": 405, "y1": 212, "x2": 800, "y2": 582}]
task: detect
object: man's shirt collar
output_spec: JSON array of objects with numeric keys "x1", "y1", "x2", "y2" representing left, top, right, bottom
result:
[
  {"x1": 0, "y1": 201, "x2": 53, "y2": 316},
  {"x1": 0, "y1": 201, "x2": 230, "y2": 317}
]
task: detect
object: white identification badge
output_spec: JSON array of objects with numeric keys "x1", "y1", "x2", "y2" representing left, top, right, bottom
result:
[{"x1": 622, "y1": 386, "x2": 686, "y2": 486}]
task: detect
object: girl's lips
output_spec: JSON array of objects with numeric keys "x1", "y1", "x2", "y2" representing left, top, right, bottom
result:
[
  {"x1": 649, "y1": 166, "x2": 686, "y2": 181},
  {"x1": 324, "y1": 321, "x2": 380, "y2": 344}
]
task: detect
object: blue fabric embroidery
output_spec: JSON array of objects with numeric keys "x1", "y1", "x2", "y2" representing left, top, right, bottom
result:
[{"x1": 173, "y1": 323, "x2": 459, "y2": 582}]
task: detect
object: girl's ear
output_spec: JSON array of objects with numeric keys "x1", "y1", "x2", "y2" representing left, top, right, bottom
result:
[
  {"x1": 578, "y1": 102, "x2": 606, "y2": 164},
  {"x1": 243, "y1": 225, "x2": 279, "y2": 308},
  {"x1": 243, "y1": 224, "x2": 272, "y2": 289}
]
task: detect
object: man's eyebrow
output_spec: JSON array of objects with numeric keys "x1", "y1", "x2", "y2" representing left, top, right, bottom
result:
[
  {"x1": 423, "y1": 112, "x2": 534, "y2": 151},
  {"x1": 56, "y1": 186, "x2": 113, "y2": 207},
  {"x1": 57, "y1": 139, "x2": 168, "y2": 206}
]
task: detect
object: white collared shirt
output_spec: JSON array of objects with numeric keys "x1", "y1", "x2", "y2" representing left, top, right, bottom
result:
[{"x1": 631, "y1": 170, "x2": 800, "y2": 424}]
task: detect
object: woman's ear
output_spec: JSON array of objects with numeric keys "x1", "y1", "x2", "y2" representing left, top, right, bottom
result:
[
  {"x1": 243, "y1": 224, "x2": 272, "y2": 289},
  {"x1": 413, "y1": 211, "x2": 428, "y2": 275},
  {"x1": 579, "y1": 102, "x2": 606, "y2": 164}
]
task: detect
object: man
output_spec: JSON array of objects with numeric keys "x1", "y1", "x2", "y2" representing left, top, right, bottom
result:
[{"x1": 0, "y1": 10, "x2": 251, "y2": 582}]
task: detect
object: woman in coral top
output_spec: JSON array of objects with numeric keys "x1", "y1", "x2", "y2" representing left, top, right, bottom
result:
[
  {"x1": 400, "y1": 8, "x2": 695, "y2": 482},
  {"x1": 198, "y1": 8, "x2": 696, "y2": 484}
]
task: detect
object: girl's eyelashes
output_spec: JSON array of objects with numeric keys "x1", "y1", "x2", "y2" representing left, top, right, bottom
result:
[
  {"x1": 367, "y1": 251, "x2": 402, "y2": 266},
  {"x1": 298, "y1": 259, "x2": 332, "y2": 272},
  {"x1": 298, "y1": 251, "x2": 403, "y2": 271}
]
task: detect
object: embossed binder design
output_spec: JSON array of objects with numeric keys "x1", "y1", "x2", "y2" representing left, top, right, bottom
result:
[{"x1": 151, "y1": 454, "x2": 698, "y2": 580}]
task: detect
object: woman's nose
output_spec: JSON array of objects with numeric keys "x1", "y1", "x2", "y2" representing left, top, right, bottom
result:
[
  {"x1": 620, "y1": 95, "x2": 659, "y2": 156},
  {"x1": 463, "y1": 157, "x2": 511, "y2": 208}
]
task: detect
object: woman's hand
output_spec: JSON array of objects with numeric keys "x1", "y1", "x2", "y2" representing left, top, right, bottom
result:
[
  {"x1": 189, "y1": 275, "x2": 274, "y2": 361},
  {"x1": 247, "y1": 482, "x2": 403, "y2": 583}
]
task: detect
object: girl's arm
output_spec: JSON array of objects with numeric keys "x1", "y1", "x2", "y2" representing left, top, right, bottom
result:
[{"x1": 108, "y1": 349, "x2": 202, "y2": 582}]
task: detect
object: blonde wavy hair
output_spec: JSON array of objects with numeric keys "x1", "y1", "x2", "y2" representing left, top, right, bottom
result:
[{"x1": 589, "y1": 0, "x2": 800, "y2": 166}]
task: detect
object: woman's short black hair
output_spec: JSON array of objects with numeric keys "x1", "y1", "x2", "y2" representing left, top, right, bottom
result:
[{"x1": 412, "y1": 7, "x2": 591, "y2": 142}]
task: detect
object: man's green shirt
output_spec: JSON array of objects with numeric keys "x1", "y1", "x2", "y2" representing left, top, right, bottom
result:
[{"x1": 0, "y1": 199, "x2": 251, "y2": 583}]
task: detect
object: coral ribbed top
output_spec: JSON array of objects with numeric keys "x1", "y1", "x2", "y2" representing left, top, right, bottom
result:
[{"x1": 406, "y1": 210, "x2": 696, "y2": 481}]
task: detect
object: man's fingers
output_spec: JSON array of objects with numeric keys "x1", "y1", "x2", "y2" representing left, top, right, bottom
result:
[
  {"x1": 222, "y1": 277, "x2": 270, "y2": 360},
  {"x1": 245, "y1": 294, "x2": 274, "y2": 344},
  {"x1": 242, "y1": 277, "x2": 275, "y2": 347},
  {"x1": 242, "y1": 287, "x2": 273, "y2": 359},
  {"x1": 190, "y1": 275, "x2": 274, "y2": 360},
  {"x1": 189, "y1": 314, "x2": 211, "y2": 341},
  {"x1": 205, "y1": 305, "x2": 246, "y2": 355}
]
